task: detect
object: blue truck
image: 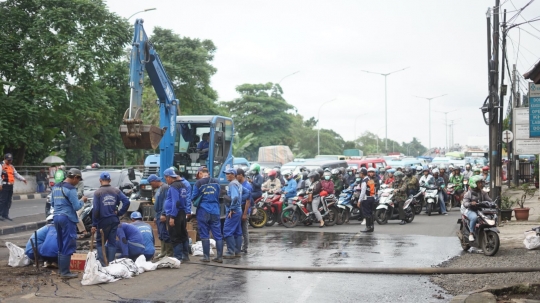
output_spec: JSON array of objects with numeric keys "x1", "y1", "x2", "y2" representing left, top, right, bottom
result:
[{"x1": 119, "y1": 19, "x2": 234, "y2": 214}]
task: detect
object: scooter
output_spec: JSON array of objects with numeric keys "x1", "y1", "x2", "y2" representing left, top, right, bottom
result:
[
  {"x1": 457, "y1": 200, "x2": 500, "y2": 256},
  {"x1": 375, "y1": 190, "x2": 415, "y2": 224},
  {"x1": 248, "y1": 196, "x2": 268, "y2": 228},
  {"x1": 281, "y1": 190, "x2": 338, "y2": 228},
  {"x1": 336, "y1": 188, "x2": 359, "y2": 225},
  {"x1": 446, "y1": 181, "x2": 466, "y2": 209},
  {"x1": 423, "y1": 184, "x2": 441, "y2": 216}
]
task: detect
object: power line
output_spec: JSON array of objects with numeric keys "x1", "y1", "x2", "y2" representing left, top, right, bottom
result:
[
  {"x1": 509, "y1": 0, "x2": 540, "y2": 33},
  {"x1": 507, "y1": 0, "x2": 535, "y2": 24}
]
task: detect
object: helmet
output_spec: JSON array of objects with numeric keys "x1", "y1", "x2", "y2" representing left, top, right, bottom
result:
[
  {"x1": 453, "y1": 166, "x2": 461, "y2": 171},
  {"x1": 331, "y1": 169, "x2": 340, "y2": 175},
  {"x1": 316, "y1": 168, "x2": 324, "y2": 176},
  {"x1": 250, "y1": 163, "x2": 261, "y2": 173},
  {"x1": 359, "y1": 168, "x2": 368, "y2": 176},
  {"x1": 416, "y1": 165, "x2": 423, "y2": 172},
  {"x1": 439, "y1": 165, "x2": 446, "y2": 170},
  {"x1": 302, "y1": 171, "x2": 308, "y2": 180},
  {"x1": 346, "y1": 167, "x2": 353, "y2": 172},
  {"x1": 432, "y1": 169, "x2": 440, "y2": 175},
  {"x1": 404, "y1": 167, "x2": 413, "y2": 176},
  {"x1": 396, "y1": 166, "x2": 403, "y2": 171},
  {"x1": 274, "y1": 167, "x2": 281, "y2": 174},
  {"x1": 267, "y1": 170, "x2": 277, "y2": 177},
  {"x1": 67, "y1": 168, "x2": 83, "y2": 180},
  {"x1": 299, "y1": 166, "x2": 307, "y2": 172},
  {"x1": 388, "y1": 169, "x2": 396, "y2": 174},
  {"x1": 282, "y1": 169, "x2": 292, "y2": 177},
  {"x1": 469, "y1": 175, "x2": 484, "y2": 189},
  {"x1": 428, "y1": 164, "x2": 433, "y2": 169},
  {"x1": 473, "y1": 167, "x2": 481, "y2": 173},
  {"x1": 323, "y1": 171, "x2": 332, "y2": 178},
  {"x1": 91, "y1": 163, "x2": 100, "y2": 168},
  {"x1": 367, "y1": 167, "x2": 376, "y2": 173},
  {"x1": 339, "y1": 167, "x2": 346, "y2": 175},
  {"x1": 130, "y1": 211, "x2": 142, "y2": 220},
  {"x1": 465, "y1": 163, "x2": 471, "y2": 169},
  {"x1": 423, "y1": 167, "x2": 429, "y2": 172},
  {"x1": 394, "y1": 171, "x2": 404, "y2": 180},
  {"x1": 324, "y1": 168, "x2": 331, "y2": 172},
  {"x1": 308, "y1": 171, "x2": 320, "y2": 181},
  {"x1": 482, "y1": 166, "x2": 489, "y2": 171}
]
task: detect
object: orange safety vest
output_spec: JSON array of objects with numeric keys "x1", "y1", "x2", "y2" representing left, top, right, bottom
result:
[{"x1": 1, "y1": 163, "x2": 15, "y2": 184}]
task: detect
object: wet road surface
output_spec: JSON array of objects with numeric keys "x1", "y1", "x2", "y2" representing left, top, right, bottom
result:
[{"x1": 2, "y1": 211, "x2": 462, "y2": 302}]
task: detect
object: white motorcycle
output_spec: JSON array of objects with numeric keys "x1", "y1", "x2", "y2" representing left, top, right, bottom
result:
[{"x1": 422, "y1": 184, "x2": 441, "y2": 216}]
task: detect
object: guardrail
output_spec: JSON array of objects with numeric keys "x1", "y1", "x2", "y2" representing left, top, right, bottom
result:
[{"x1": 13, "y1": 165, "x2": 145, "y2": 175}]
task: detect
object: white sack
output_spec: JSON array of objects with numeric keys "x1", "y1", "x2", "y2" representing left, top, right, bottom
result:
[
  {"x1": 524, "y1": 231, "x2": 540, "y2": 250},
  {"x1": 154, "y1": 256, "x2": 181, "y2": 269},
  {"x1": 135, "y1": 255, "x2": 158, "y2": 274},
  {"x1": 191, "y1": 241, "x2": 214, "y2": 256},
  {"x1": 106, "y1": 258, "x2": 139, "y2": 279},
  {"x1": 6, "y1": 242, "x2": 30, "y2": 267},
  {"x1": 81, "y1": 251, "x2": 118, "y2": 286}
]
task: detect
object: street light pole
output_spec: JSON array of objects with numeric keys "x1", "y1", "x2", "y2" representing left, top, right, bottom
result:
[
  {"x1": 127, "y1": 8, "x2": 157, "y2": 20},
  {"x1": 278, "y1": 71, "x2": 300, "y2": 85},
  {"x1": 317, "y1": 98, "x2": 337, "y2": 155},
  {"x1": 413, "y1": 94, "x2": 447, "y2": 151},
  {"x1": 434, "y1": 109, "x2": 458, "y2": 151},
  {"x1": 361, "y1": 67, "x2": 409, "y2": 152}
]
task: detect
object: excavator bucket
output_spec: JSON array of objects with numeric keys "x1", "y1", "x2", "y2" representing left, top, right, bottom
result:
[{"x1": 119, "y1": 124, "x2": 165, "y2": 150}]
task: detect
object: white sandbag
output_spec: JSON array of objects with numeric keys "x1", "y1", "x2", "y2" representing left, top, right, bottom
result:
[
  {"x1": 154, "y1": 256, "x2": 181, "y2": 269},
  {"x1": 524, "y1": 231, "x2": 540, "y2": 250},
  {"x1": 191, "y1": 241, "x2": 214, "y2": 256},
  {"x1": 81, "y1": 251, "x2": 118, "y2": 286},
  {"x1": 106, "y1": 258, "x2": 139, "y2": 279},
  {"x1": 210, "y1": 239, "x2": 216, "y2": 248},
  {"x1": 6, "y1": 242, "x2": 30, "y2": 267},
  {"x1": 135, "y1": 255, "x2": 158, "y2": 274}
]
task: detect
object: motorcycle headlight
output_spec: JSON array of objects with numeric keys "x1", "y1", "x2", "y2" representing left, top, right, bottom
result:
[{"x1": 485, "y1": 219, "x2": 495, "y2": 225}]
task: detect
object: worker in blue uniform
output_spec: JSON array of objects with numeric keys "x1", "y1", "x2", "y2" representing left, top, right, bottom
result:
[
  {"x1": 25, "y1": 223, "x2": 53, "y2": 262},
  {"x1": 39, "y1": 225, "x2": 59, "y2": 265},
  {"x1": 91, "y1": 172, "x2": 130, "y2": 266},
  {"x1": 114, "y1": 222, "x2": 145, "y2": 261},
  {"x1": 223, "y1": 168, "x2": 243, "y2": 259},
  {"x1": 130, "y1": 211, "x2": 155, "y2": 261},
  {"x1": 50, "y1": 168, "x2": 85, "y2": 279}
]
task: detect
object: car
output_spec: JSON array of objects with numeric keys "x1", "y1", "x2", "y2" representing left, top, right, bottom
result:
[
  {"x1": 299, "y1": 159, "x2": 348, "y2": 172},
  {"x1": 45, "y1": 168, "x2": 142, "y2": 218},
  {"x1": 280, "y1": 159, "x2": 315, "y2": 175},
  {"x1": 233, "y1": 157, "x2": 250, "y2": 171},
  {"x1": 347, "y1": 158, "x2": 387, "y2": 170}
]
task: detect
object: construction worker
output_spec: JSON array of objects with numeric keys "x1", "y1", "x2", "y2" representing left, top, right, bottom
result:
[
  {"x1": 149, "y1": 174, "x2": 172, "y2": 259},
  {"x1": 130, "y1": 211, "x2": 156, "y2": 261}
]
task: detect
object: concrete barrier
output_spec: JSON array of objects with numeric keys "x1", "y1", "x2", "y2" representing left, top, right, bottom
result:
[{"x1": 13, "y1": 175, "x2": 37, "y2": 194}]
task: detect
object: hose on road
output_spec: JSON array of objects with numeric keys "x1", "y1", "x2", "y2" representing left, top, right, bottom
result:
[{"x1": 194, "y1": 262, "x2": 540, "y2": 275}]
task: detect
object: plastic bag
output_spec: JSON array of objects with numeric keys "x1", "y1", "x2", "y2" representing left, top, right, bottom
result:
[
  {"x1": 524, "y1": 231, "x2": 540, "y2": 250},
  {"x1": 81, "y1": 251, "x2": 118, "y2": 286},
  {"x1": 135, "y1": 255, "x2": 158, "y2": 274},
  {"x1": 6, "y1": 242, "x2": 30, "y2": 267}
]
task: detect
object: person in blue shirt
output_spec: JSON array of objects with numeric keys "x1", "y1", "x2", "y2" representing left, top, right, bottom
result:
[
  {"x1": 50, "y1": 168, "x2": 85, "y2": 278},
  {"x1": 114, "y1": 223, "x2": 145, "y2": 261},
  {"x1": 223, "y1": 168, "x2": 243, "y2": 259},
  {"x1": 162, "y1": 168, "x2": 191, "y2": 262},
  {"x1": 281, "y1": 170, "x2": 297, "y2": 203},
  {"x1": 25, "y1": 223, "x2": 53, "y2": 263},
  {"x1": 91, "y1": 172, "x2": 130, "y2": 266},
  {"x1": 191, "y1": 167, "x2": 222, "y2": 262},
  {"x1": 249, "y1": 164, "x2": 264, "y2": 202},
  {"x1": 149, "y1": 174, "x2": 172, "y2": 259},
  {"x1": 196, "y1": 133, "x2": 210, "y2": 161},
  {"x1": 236, "y1": 168, "x2": 252, "y2": 254},
  {"x1": 39, "y1": 225, "x2": 59, "y2": 264},
  {"x1": 130, "y1": 212, "x2": 156, "y2": 261}
]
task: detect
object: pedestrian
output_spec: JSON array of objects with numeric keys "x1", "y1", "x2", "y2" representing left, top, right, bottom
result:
[
  {"x1": 162, "y1": 168, "x2": 191, "y2": 262},
  {"x1": 130, "y1": 211, "x2": 156, "y2": 261},
  {"x1": 115, "y1": 222, "x2": 146, "y2": 261},
  {"x1": 191, "y1": 167, "x2": 223, "y2": 262},
  {"x1": 149, "y1": 174, "x2": 172, "y2": 259},
  {"x1": 0, "y1": 153, "x2": 27, "y2": 221},
  {"x1": 223, "y1": 168, "x2": 243, "y2": 259},
  {"x1": 357, "y1": 168, "x2": 376, "y2": 233},
  {"x1": 50, "y1": 168, "x2": 85, "y2": 278},
  {"x1": 36, "y1": 168, "x2": 48, "y2": 193},
  {"x1": 236, "y1": 168, "x2": 252, "y2": 254},
  {"x1": 91, "y1": 172, "x2": 131, "y2": 266}
]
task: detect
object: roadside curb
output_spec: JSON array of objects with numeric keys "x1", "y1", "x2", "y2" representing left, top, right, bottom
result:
[
  {"x1": 0, "y1": 220, "x2": 47, "y2": 236},
  {"x1": 12, "y1": 193, "x2": 48, "y2": 201}
]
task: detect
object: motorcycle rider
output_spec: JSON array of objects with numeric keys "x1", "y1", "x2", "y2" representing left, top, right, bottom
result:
[
  {"x1": 463, "y1": 164, "x2": 473, "y2": 179},
  {"x1": 367, "y1": 168, "x2": 380, "y2": 192},
  {"x1": 462, "y1": 175, "x2": 492, "y2": 242},
  {"x1": 345, "y1": 167, "x2": 356, "y2": 185},
  {"x1": 297, "y1": 172, "x2": 309, "y2": 191},
  {"x1": 307, "y1": 171, "x2": 325, "y2": 228},
  {"x1": 404, "y1": 167, "x2": 420, "y2": 197},
  {"x1": 473, "y1": 167, "x2": 482, "y2": 176},
  {"x1": 321, "y1": 170, "x2": 335, "y2": 195},
  {"x1": 274, "y1": 167, "x2": 286, "y2": 186},
  {"x1": 339, "y1": 168, "x2": 349, "y2": 189},
  {"x1": 385, "y1": 169, "x2": 395, "y2": 186},
  {"x1": 281, "y1": 170, "x2": 297, "y2": 203},
  {"x1": 357, "y1": 168, "x2": 376, "y2": 233},
  {"x1": 262, "y1": 170, "x2": 282, "y2": 193},
  {"x1": 419, "y1": 167, "x2": 435, "y2": 187},
  {"x1": 432, "y1": 169, "x2": 448, "y2": 215},
  {"x1": 415, "y1": 166, "x2": 423, "y2": 179},
  {"x1": 331, "y1": 169, "x2": 343, "y2": 196},
  {"x1": 378, "y1": 167, "x2": 386, "y2": 181},
  {"x1": 482, "y1": 166, "x2": 490, "y2": 182},
  {"x1": 449, "y1": 167, "x2": 465, "y2": 199},
  {"x1": 392, "y1": 171, "x2": 408, "y2": 225},
  {"x1": 249, "y1": 164, "x2": 264, "y2": 204}
]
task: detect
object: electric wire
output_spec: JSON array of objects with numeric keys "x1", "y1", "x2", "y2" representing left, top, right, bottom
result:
[{"x1": 509, "y1": 0, "x2": 540, "y2": 33}]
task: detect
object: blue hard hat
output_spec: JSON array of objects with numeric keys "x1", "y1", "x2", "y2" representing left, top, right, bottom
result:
[{"x1": 130, "y1": 211, "x2": 142, "y2": 220}]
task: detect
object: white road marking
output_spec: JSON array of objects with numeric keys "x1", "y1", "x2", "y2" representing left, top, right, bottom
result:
[{"x1": 295, "y1": 275, "x2": 322, "y2": 303}]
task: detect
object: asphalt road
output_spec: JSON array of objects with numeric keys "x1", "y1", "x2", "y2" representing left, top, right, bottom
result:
[
  {"x1": 7, "y1": 198, "x2": 46, "y2": 219},
  {"x1": 0, "y1": 210, "x2": 462, "y2": 302}
]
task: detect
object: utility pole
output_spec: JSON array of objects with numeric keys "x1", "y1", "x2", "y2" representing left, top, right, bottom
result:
[
  {"x1": 488, "y1": 0, "x2": 501, "y2": 201},
  {"x1": 414, "y1": 94, "x2": 447, "y2": 151},
  {"x1": 512, "y1": 64, "x2": 519, "y2": 187},
  {"x1": 435, "y1": 109, "x2": 458, "y2": 151}
]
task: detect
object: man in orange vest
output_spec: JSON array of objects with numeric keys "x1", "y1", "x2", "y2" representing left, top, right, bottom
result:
[{"x1": 0, "y1": 153, "x2": 27, "y2": 221}]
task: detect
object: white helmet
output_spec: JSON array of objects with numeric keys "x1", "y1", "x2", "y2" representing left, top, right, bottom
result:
[
  {"x1": 331, "y1": 169, "x2": 340, "y2": 175},
  {"x1": 282, "y1": 169, "x2": 292, "y2": 177},
  {"x1": 416, "y1": 165, "x2": 423, "y2": 172},
  {"x1": 367, "y1": 167, "x2": 376, "y2": 172},
  {"x1": 432, "y1": 169, "x2": 440, "y2": 175}
]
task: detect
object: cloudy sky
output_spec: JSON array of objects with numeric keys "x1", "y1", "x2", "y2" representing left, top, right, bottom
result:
[{"x1": 106, "y1": 0, "x2": 540, "y2": 150}]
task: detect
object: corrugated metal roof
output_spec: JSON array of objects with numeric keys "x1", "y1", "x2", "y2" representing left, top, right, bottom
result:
[{"x1": 524, "y1": 59, "x2": 540, "y2": 84}]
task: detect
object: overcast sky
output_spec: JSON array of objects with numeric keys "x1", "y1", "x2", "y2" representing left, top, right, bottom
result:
[{"x1": 106, "y1": 0, "x2": 540, "y2": 150}]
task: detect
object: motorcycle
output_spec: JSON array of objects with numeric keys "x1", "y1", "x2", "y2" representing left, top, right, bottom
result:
[
  {"x1": 79, "y1": 199, "x2": 93, "y2": 232},
  {"x1": 409, "y1": 189, "x2": 424, "y2": 215},
  {"x1": 446, "y1": 181, "x2": 466, "y2": 209},
  {"x1": 336, "y1": 188, "x2": 361, "y2": 225},
  {"x1": 422, "y1": 184, "x2": 442, "y2": 216},
  {"x1": 457, "y1": 200, "x2": 500, "y2": 256},
  {"x1": 375, "y1": 189, "x2": 415, "y2": 224},
  {"x1": 281, "y1": 190, "x2": 338, "y2": 228},
  {"x1": 248, "y1": 196, "x2": 268, "y2": 228},
  {"x1": 261, "y1": 191, "x2": 283, "y2": 227}
]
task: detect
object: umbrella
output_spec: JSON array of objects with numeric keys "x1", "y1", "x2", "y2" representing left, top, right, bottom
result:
[{"x1": 41, "y1": 156, "x2": 65, "y2": 164}]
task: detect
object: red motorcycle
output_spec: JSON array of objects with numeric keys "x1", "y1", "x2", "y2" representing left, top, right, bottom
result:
[
  {"x1": 446, "y1": 180, "x2": 467, "y2": 209},
  {"x1": 259, "y1": 191, "x2": 283, "y2": 227}
]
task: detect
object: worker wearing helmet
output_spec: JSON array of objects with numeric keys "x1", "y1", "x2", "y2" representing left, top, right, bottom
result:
[
  {"x1": 281, "y1": 170, "x2": 297, "y2": 202},
  {"x1": 296, "y1": 171, "x2": 309, "y2": 192},
  {"x1": 306, "y1": 171, "x2": 324, "y2": 227},
  {"x1": 392, "y1": 171, "x2": 409, "y2": 225},
  {"x1": 462, "y1": 175, "x2": 492, "y2": 242},
  {"x1": 367, "y1": 167, "x2": 380, "y2": 192},
  {"x1": 321, "y1": 170, "x2": 335, "y2": 195},
  {"x1": 249, "y1": 163, "x2": 264, "y2": 202},
  {"x1": 331, "y1": 169, "x2": 343, "y2": 196},
  {"x1": 482, "y1": 166, "x2": 490, "y2": 182},
  {"x1": 262, "y1": 170, "x2": 282, "y2": 194},
  {"x1": 415, "y1": 165, "x2": 423, "y2": 178},
  {"x1": 357, "y1": 168, "x2": 376, "y2": 232},
  {"x1": 449, "y1": 167, "x2": 464, "y2": 195}
]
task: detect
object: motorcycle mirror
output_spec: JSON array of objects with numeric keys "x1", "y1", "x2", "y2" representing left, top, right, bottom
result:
[{"x1": 128, "y1": 168, "x2": 136, "y2": 181}]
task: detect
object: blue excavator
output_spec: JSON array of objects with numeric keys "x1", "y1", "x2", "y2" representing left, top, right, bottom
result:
[{"x1": 119, "y1": 19, "x2": 234, "y2": 212}]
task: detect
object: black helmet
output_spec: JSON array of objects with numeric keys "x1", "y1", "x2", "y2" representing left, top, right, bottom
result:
[
  {"x1": 359, "y1": 168, "x2": 368, "y2": 176},
  {"x1": 308, "y1": 171, "x2": 320, "y2": 181},
  {"x1": 299, "y1": 166, "x2": 307, "y2": 172},
  {"x1": 404, "y1": 167, "x2": 413, "y2": 177},
  {"x1": 339, "y1": 167, "x2": 346, "y2": 175},
  {"x1": 316, "y1": 168, "x2": 324, "y2": 177},
  {"x1": 302, "y1": 171, "x2": 308, "y2": 180}
]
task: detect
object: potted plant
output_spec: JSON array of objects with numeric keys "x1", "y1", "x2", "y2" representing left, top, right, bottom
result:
[
  {"x1": 514, "y1": 183, "x2": 537, "y2": 221},
  {"x1": 500, "y1": 195, "x2": 515, "y2": 221}
]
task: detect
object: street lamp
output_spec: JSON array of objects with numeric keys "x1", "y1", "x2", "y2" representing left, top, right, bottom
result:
[
  {"x1": 361, "y1": 67, "x2": 409, "y2": 152},
  {"x1": 278, "y1": 71, "x2": 300, "y2": 85},
  {"x1": 354, "y1": 114, "x2": 366, "y2": 142},
  {"x1": 413, "y1": 94, "x2": 447, "y2": 152},
  {"x1": 128, "y1": 8, "x2": 157, "y2": 20},
  {"x1": 317, "y1": 98, "x2": 337, "y2": 155},
  {"x1": 434, "y1": 109, "x2": 458, "y2": 151}
]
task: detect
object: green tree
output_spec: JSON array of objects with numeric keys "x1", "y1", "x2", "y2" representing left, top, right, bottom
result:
[
  {"x1": 0, "y1": 0, "x2": 130, "y2": 165},
  {"x1": 224, "y1": 83, "x2": 294, "y2": 157},
  {"x1": 233, "y1": 133, "x2": 257, "y2": 157}
]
